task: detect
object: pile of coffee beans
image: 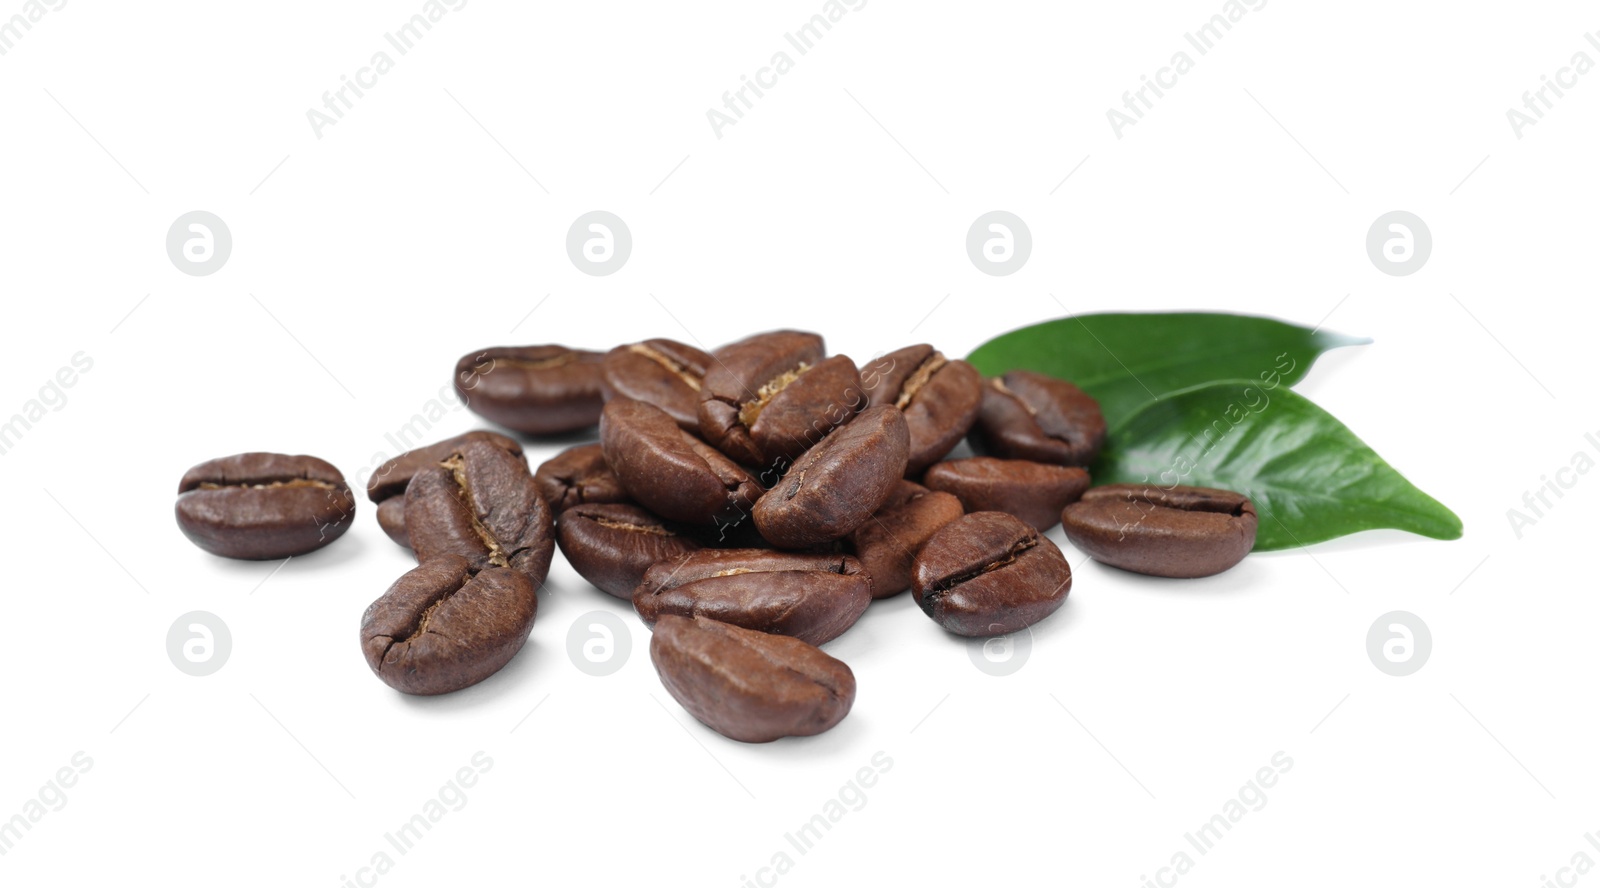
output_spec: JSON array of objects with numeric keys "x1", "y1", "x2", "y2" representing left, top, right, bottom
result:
[{"x1": 174, "y1": 329, "x2": 1257, "y2": 743}]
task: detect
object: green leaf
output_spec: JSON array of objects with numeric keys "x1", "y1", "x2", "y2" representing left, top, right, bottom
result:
[
  {"x1": 965, "y1": 312, "x2": 1370, "y2": 427},
  {"x1": 1091, "y1": 381, "x2": 1462, "y2": 551}
]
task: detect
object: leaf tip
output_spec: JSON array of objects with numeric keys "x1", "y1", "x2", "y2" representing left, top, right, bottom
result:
[{"x1": 1318, "y1": 330, "x2": 1374, "y2": 349}]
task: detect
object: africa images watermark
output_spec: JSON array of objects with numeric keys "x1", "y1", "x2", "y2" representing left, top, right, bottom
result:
[
  {"x1": 0, "y1": 352, "x2": 93, "y2": 458},
  {"x1": 340, "y1": 751, "x2": 493, "y2": 887},
  {"x1": 0, "y1": 751, "x2": 93, "y2": 858},
  {"x1": 0, "y1": 0, "x2": 65, "y2": 58},
  {"x1": 305, "y1": 0, "x2": 468, "y2": 140},
  {"x1": 354, "y1": 377, "x2": 479, "y2": 492},
  {"x1": 1539, "y1": 831, "x2": 1600, "y2": 888},
  {"x1": 705, "y1": 0, "x2": 869, "y2": 140},
  {"x1": 1138, "y1": 751, "x2": 1294, "y2": 887},
  {"x1": 1506, "y1": 430, "x2": 1599, "y2": 539},
  {"x1": 1505, "y1": 30, "x2": 1600, "y2": 140},
  {"x1": 740, "y1": 750, "x2": 894, "y2": 887},
  {"x1": 1130, "y1": 352, "x2": 1296, "y2": 495},
  {"x1": 1105, "y1": 0, "x2": 1268, "y2": 139}
]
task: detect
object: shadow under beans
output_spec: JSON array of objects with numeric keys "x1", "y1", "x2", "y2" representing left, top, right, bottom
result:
[
  {"x1": 286, "y1": 531, "x2": 371, "y2": 569},
  {"x1": 531, "y1": 571, "x2": 599, "y2": 602},
  {"x1": 389, "y1": 572, "x2": 616, "y2": 714},
  {"x1": 1072, "y1": 556, "x2": 1270, "y2": 598},
  {"x1": 394, "y1": 636, "x2": 556, "y2": 714},
  {"x1": 509, "y1": 426, "x2": 600, "y2": 449},
  {"x1": 1251, "y1": 527, "x2": 1460, "y2": 558},
  {"x1": 904, "y1": 591, "x2": 1084, "y2": 658},
  {"x1": 189, "y1": 530, "x2": 371, "y2": 580},
  {"x1": 818, "y1": 593, "x2": 914, "y2": 663},
  {"x1": 1019, "y1": 592, "x2": 1083, "y2": 643},
  {"x1": 656, "y1": 692, "x2": 872, "y2": 755},
  {"x1": 769, "y1": 704, "x2": 872, "y2": 754}
]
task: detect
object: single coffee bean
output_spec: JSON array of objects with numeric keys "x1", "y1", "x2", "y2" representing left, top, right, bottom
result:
[
  {"x1": 741, "y1": 355, "x2": 866, "y2": 470},
  {"x1": 754, "y1": 405, "x2": 909, "y2": 548},
  {"x1": 454, "y1": 345, "x2": 606, "y2": 435},
  {"x1": 376, "y1": 498, "x2": 409, "y2": 547},
  {"x1": 1060, "y1": 484, "x2": 1257, "y2": 578},
  {"x1": 366, "y1": 431, "x2": 524, "y2": 548},
  {"x1": 633, "y1": 549, "x2": 871, "y2": 645},
  {"x1": 650, "y1": 614, "x2": 855, "y2": 743},
  {"x1": 845, "y1": 480, "x2": 965, "y2": 599},
  {"x1": 601, "y1": 339, "x2": 713, "y2": 431},
  {"x1": 969, "y1": 371, "x2": 1106, "y2": 466},
  {"x1": 912, "y1": 511, "x2": 1072, "y2": 637},
  {"x1": 557, "y1": 503, "x2": 702, "y2": 599},
  {"x1": 532, "y1": 443, "x2": 629, "y2": 514},
  {"x1": 175, "y1": 452, "x2": 355, "y2": 559},
  {"x1": 698, "y1": 330, "x2": 864, "y2": 467},
  {"x1": 923, "y1": 457, "x2": 1090, "y2": 532},
  {"x1": 600, "y1": 398, "x2": 761, "y2": 527},
  {"x1": 862, "y1": 344, "x2": 983, "y2": 475},
  {"x1": 361, "y1": 555, "x2": 537, "y2": 695},
  {"x1": 403, "y1": 438, "x2": 555, "y2": 586}
]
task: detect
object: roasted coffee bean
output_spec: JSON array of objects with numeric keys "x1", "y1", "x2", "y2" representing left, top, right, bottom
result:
[
  {"x1": 175, "y1": 452, "x2": 355, "y2": 559},
  {"x1": 403, "y1": 438, "x2": 555, "y2": 586},
  {"x1": 600, "y1": 398, "x2": 761, "y2": 527},
  {"x1": 845, "y1": 481, "x2": 965, "y2": 599},
  {"x1": 557, "y1": 503, "x2": 702, "y2": 599},
  {"x1": 376, "y1": 499, "x2": 409, "y2": 547},
  {"x1": 454, "y1": 345, "x2": 606, "y2": 435},
  {"x1": 1060, "y1": 484, "x2": 1257, "y2": 578},
  {"x1": 754, "y1": 405, "x2": 909, "y2": 548},
  {"x1": 924, "y1": 457, "x2": 1090, "y2": 532},
  {"x1": 912, "y1": 511, "x2": 1072, "y2": 637},
  {"x1": 969, "y1": 371, "x2": 1106, "y2": 466},
  {"x1": 698, "y1": 330, "x2": 865, "y2": 466},
  {"x1": 740, "y1": 355, "x2": 866, "y2": 469},
  {"x1": 601, "y1": 339, "x2": 713, "y2": 431},
  {"x1": 633, "y1": 550, "x2": 871, "y2": 645},
  {"x1": 361, "y1": 555, "x2": 537, "y2": 695},
  {"x1": 366, "y1": 431, "x2": 524, "y2": 548},
  {"x1": 533, "y1": 443, "x2": 629, "y2": 514},
  {"x1": 650, "y1": 615, "x2": 855, "y2": 743},
  {"x1": 862, "y1": 344, "x2": 983, "y2": 475}
]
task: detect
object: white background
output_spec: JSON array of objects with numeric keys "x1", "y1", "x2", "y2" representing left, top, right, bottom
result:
[{"x1": 2, "y1": 2, "x2": 1596, "y2": 885}]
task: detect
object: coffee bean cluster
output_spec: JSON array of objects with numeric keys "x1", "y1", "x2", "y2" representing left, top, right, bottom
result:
[{"x1": 174, "y1": 330, "x2": 1258, "y2": 744}]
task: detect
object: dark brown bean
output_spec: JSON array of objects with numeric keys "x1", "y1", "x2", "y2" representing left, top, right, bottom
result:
[
  {"x1": 360, "y1": 555, "x2": 537, "y2": 695},
  {"x1": 600, "y1": 398, "x2": 761, "y2": 527},
  {"x1": 403, "y1": 439, "x2": 554, "y2": 586},
  {"x1": 862, "y1": 344, "x2": 983, "y2": 475},
  {"x1": 366, "y1": 431, "x2": 524, "y2": 549},
  {"x1": 650, "y1": 615, "x2": 855, "y2": 743},
  {"x1": 376, "y1": 498, "x2": 409, "y2": 547},
  {"x1": 556, "y1": 503, "x2": 702, "y2": 599},
  {"x1": 969, "y1": 371, "x2": 1106, "y2": 466},
  {"x1": 698, "y1": 330, "x2": 864, "y2": 466},
  {"x1": 175, "y1": 452, "x2": 355, "y2": 559},
  {"x1": 912, "y1": 512, "x2": 1072, "y2": 637},
  {"x1": 454, "y1": 345, "x2": 606, "y2": 435},
  {"x1": 1060, "y1": 484, "x2": 1257, "y2": 578},
  {"x1": 754, "y1": 405, "x2": 909, "y2": 548},
  {"x1": 845, "y1": 480, "x2": 965, "y2": 598},
  {"x1": 532, "y1": 443, "x2": 629, "y2": 514},
  {"x1": 633, "y1": 549, "x2": 871, "y2": 645},
  {"x1": 740, "y1": 355, "x2": 866, "y2": 469},
  {"x1": 600, "y1": 339, "x2": 713, "y2": 431},
  {"x1": 923, "y1": 457, "x2": 1090, "y2": 531}
]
